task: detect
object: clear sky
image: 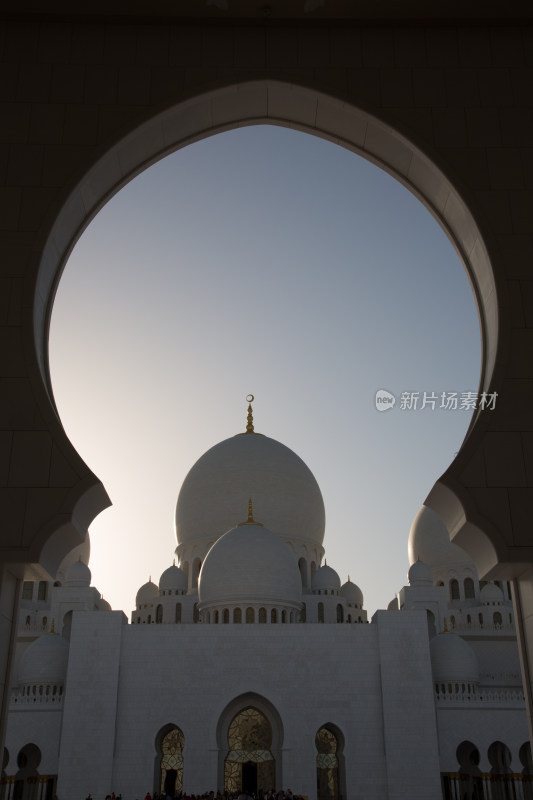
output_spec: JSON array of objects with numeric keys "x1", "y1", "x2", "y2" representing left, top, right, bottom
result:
[{"x1": 48, "y1": 124, "x2": 481, "y2": 617}]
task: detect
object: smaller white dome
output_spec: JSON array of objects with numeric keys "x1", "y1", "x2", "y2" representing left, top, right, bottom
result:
[
  {"x1": 340, "y1": 579, "x2": 363, "y2": 608},
  {"x1": 387, "y1": 597, "x2": 399, "y2": 611},
  {"x1": 136, "y1": 579, "x2": 158, "y2": 608},
  {"x1": 199, "y1": 522, "x2": 301, "y2": 608},
  {"x1": 312, "y1": 564, "x2": 341, "y2": 593},
  {"x1": 408, "y1": 560, "x2": 433, "y2": 587},
  {"x1": 97, "y1": 598, "x2": 111, "y2": 611},
  {"x1": 18, "y1": 633, "x2": 69, "y2": 685},
  {"x1": 159, "y1": 564, "x2": 187, "y2": 593},
  {"x1": 480, "y1": 583, "x2": 503, "y2": 605},
  {"x1": 430, "y1": 632, "x2": 479, "y2": 685},
  {"x1": 65, "y1": 560, "x2": 91, "y2": 587}
]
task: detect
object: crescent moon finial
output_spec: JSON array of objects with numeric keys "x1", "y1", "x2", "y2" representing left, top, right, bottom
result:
[{"x1": 245, "y1": 394, "x2": 255, "y2": 433}]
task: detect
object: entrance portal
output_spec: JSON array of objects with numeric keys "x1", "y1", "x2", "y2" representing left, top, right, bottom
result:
[
  {"x1": 224, "y1": 707, "x2": 275, "y2": 793},
  {"x1": 242, "y1": 762, "x2": 257, "y2": 795}
]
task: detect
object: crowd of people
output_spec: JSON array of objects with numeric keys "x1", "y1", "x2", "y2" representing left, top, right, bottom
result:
[{"x1": 95, "y1": 789, "x2": 307, "y2": 800}]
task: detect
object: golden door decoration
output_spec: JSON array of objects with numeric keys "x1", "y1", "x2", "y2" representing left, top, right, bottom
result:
[
  {"x1": 316, "y1": 727, "x2": 339, "y2": 800},
  {"x1": 224, "y1": 707, "x2": 275, "y2": 793},
  {"x1": 160, "y1": 728, "x2": 185, "y2": 795}
]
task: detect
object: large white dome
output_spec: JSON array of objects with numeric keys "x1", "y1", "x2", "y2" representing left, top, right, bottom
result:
[
  {"x1": 198, "y1": 522, "x2": 302, "y2": 608},
  {"x1": 176, "y1": 432, "x2": 325, "y2": 551},
  {"x1": 408, "y1": 506, "x2": 476, "y2": 570}
]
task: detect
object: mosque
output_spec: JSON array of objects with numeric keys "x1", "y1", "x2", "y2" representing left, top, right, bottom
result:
[{"x1": 1, "y1": 401, "x2": 530, "y2": 800}]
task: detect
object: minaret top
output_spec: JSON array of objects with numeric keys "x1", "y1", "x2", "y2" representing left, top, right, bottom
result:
[{"x1": 245, "y1": 394, "x2": 255, "y2": 433}]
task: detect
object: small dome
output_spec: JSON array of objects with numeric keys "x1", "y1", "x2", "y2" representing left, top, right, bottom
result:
[
  {"x1": 18, "y1": 633, "x2": 69, "y2": 685},
  {"x1": 65, "y1": 560, "x2": 91, "y2": 587},
  {"x1": 159, "y1": 564, "x2": 187, "y2": 593},
  {"x1": 340, "y1": 579, "x2": 363, "y2": 608},
  {"x1": 409, "y1": 506, "x2": 476, "y2": 571},
  {"x1": 408, "y1": 559, "x2": 433, "y2": 587},
  {"x1": 198, "y1": 522, "x2": 301, "y2": 607},
  {"x1": 97, "y1": 598, "x2": 111, "y2": 611},
  {"x1": 312, "y1": 564, "x2": 341, "y2": 593},
  {"x1": 136, "y1": 579, "x2": 158, "y2": 608},
  {"x1": 480, "y1": 583, "x2": 503, "y2": 605},
  {"x1": 430, "y1": 632, "x2": 479, "y2": 685},
  {"x1": 387, "y1": 597, "x2": 399, "y2": 611}
]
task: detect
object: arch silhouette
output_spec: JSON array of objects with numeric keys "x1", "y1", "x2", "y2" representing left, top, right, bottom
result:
[{"x1": 24, "y1": 79, "x2": 503, "y2": 574}]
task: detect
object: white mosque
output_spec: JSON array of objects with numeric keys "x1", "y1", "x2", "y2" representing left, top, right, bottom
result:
[{"x1": 1, "y1": 401, "x2": 530, "y2": 800}]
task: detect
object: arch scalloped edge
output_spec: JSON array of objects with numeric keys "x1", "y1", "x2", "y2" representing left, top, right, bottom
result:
[
  {"x1": 26, "y1": 476, "x2": 111, "y2": 580},
  {"x1": 425, "y1": 479, "x2": 533, "y2": 580}
]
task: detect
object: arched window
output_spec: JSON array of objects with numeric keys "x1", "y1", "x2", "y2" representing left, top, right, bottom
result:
[
  {"x1": 478, "y1": 613, "x2": 484, "y2": 626},
  {"x1": 450, "y1": 579, "x2": 460, "y2": 600},
  {"x1": 246, "y1": 607, "x2": 254, "y2": 624},
  {"x1": 159, "y1": 727, "x2": 185, "y2": 796},
  {"x1": 316, "y1": 727, "x2": 342, "y2": 800},
  {"x1": 224, "y1": 707, "x2": 274, "y2": 793},
  {"x1": 258, "y1": 608, "x2": 266, "y2": 624},
  {"x1": 156, "y1": 604, "x2": 163, "y2": 624},
  {"x1": 147, "y1": 614, "x2": 152, "y2": 624},
  {"x1": 281, "y1": 610, "x2": 287, "y2": 623},
  {"x1": 234, "y1": 608, "x2": 242, "y2": 624},
  {"x1": 494, "y1": 611, "x2": 503, "y2": 627},
  {"x1": 488, "y1": 741, "x2": 514, "y2": 797},
  {"x1": 301, "y1": 604, "x2": 306, "y2": 622},
  {"x1": 193, "y1": 603, "x2": 199, "y2": 623},
  {"x1": 464, "y1": 577, "x2": 475, "y2": 598},
  {"x1": 318, "y1": 603, "x2": 324, "y2": 623},
  {"x1": 271, "y1": 609, "x2": 277, "y2": 624},
  {"x1": 175, "y1": 603, "x2": 182, "y2": 623},
  {"x1": 336, "y1": 604, "x2": 344, "y2": 623},
  {"x1": 450, "y1": 615, "x2": 456, "y2": 629},
  {"x1": 214, "y1": 610, "x2": 219, "y2": 624},
  {"x1": 22, "y1": 582, "x2": 33, "y2": 600},
  {"x1": 42, "y1": 616, "x2": 47, "y2": 628},
  {"x1": 223, "y1": 609, "x2": 230, "y2": 624},
  {"x1": 467, "y1": 614, "x2": 472, "y2": 625}
]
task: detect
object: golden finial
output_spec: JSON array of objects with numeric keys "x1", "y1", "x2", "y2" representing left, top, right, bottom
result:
[
  {"x1": 245, "y1": 394, "x2": 255, "y2": 434},
  {"x1": 48, "y1": 619, "x2": 57, "y2": 635},
  {"x1": 237, "y1": 497, "x2": 264, "y2": 527}
]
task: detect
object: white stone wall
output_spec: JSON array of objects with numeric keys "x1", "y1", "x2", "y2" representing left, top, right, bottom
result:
[
  {"x1": 374, "y1": 610, "x2": 443, "y2": 800},
  {"x1": 4, "y1": 707, "x2": 62, "y2": 776},
  {"x1": 51, "y1": 609, "x2": 447, "y2": 800},
  {"x1": 56, "y1": 611, "x2": 127, "y2": 800},
  {"x1": 436, "y1": 705, "x2": 529, "y2": 773}
]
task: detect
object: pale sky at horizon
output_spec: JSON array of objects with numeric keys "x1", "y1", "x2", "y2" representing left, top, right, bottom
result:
[{"x1": 49, "y1": 124, "x2": 482, "y2": 618}]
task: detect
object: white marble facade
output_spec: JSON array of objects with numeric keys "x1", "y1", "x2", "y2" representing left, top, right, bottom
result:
[{"x1": 2, "y1": 410, "x2": 530, "y2": 800}]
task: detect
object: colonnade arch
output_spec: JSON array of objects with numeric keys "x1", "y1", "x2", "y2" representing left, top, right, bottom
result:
[
  {"x1": 3, "y1": 74, "x2": 529, "y2": 751},
  {"x1": 27, "y1": 79, "x2": 503, "y2": 580}
]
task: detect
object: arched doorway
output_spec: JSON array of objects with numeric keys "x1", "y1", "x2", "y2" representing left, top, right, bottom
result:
[
  {"x1": 315, "y1": 725, "x2": 344, "y2": 800},
  {"x1": 155, "y1": 726, "x2": 185, "y2": 797},
  {"x1": 224, "y1": 707, "x2": 275, "y2": 795}
]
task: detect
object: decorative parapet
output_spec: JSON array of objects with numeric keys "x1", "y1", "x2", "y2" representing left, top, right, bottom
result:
[
  {"x1": 10, "y1": 692, "x2": 64, "y2": 709},
  {"x1": 436, "y1": 688, "x2": 525, "y2": 708}
]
